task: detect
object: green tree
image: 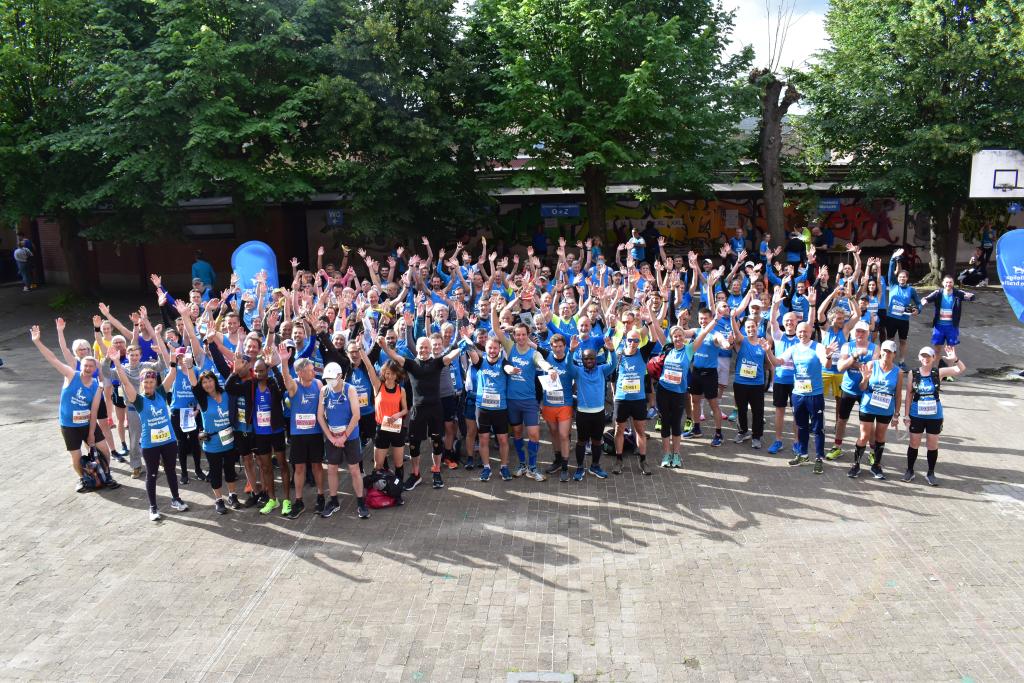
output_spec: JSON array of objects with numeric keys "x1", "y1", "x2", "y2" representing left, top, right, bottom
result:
[
  {"x1": 799, "y1": 0, "x2": 1024, "y2": 284},
  {"x1": 467, "y1": 0, "x2": 753, "y2": 238},
  {"x1": 314, "y1": 0, "x2": 489, "y2": 239}
]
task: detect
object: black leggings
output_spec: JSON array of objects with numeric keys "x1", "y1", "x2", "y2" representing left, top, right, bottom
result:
[
  {"x1": 143, "y1": 443, "x2": 180, "y2": 509},
  {"x1": 205, "y1": 449, "x2": 239, "y2": 490},
  {"x1": 574, "y1": 411, "x2": 605, "y2": 467},
  {"x1": 733, "y1": 382, "x2": 765, "y2": 438},
  {"x1": 656, "y1": 385, "x2": 686, "y2": 437},
  {"x1": 171, "y1": 408, "x2": 203, "y2": 476}
]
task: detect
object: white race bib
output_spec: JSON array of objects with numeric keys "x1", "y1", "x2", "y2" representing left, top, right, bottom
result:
[
  {"x1": 621, "y1": 377, "x2": 641, "y2": 394},
  {"x1": 869, "y1": 392, "x2": 892, "y2": 410},
  {"x1": 72, "y1": 409, "x2": 91, "y2": 425},
  {"x1": 150, "y1": 426, "x2": 172, "y2": 443},
  {"x1": 294, "y1": 413, "x2": 316, "y2": 430},
  {"x1": 381, "y1": 416, "x2": 402, "y2": 433},
  {"x1": 891, "y1": 303, "x2": 905, "y2": 316},
  {"x1": 481, "y1": 391, "x2": 501, "y2": 409},
  {"x1": 794, "y1": 379, "x2": 812, "y2": 393},
  {"x1": 917, "y1": 398, "x2": 937, "y2": 416},
  {"x1": 939, "y1": 309, "x2": 953, "y2": 322},
  {"x1": 180, "y1": 409, "x2": 197, "y2": 433},
  {"x1": 256, "y1": 410, "x2": 271, "y2": 428},
  {"x1": 218, "y1": 427, "x2": 234, "y2": 445},
  {"x1": 663, "y1": 368, "x2": 683, "y2": 385},
  {"x1": 739, "y1": 361, "x2": 758, "y2": 379}
]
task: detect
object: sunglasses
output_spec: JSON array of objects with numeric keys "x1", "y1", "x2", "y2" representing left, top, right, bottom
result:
[{"x1": 626, "y1": 338, "x2": 640, "y2": 345}]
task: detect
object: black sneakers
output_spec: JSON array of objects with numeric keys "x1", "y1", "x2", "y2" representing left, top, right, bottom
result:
[
  {"x1": 404, "y1": 473, "x2": 422, "y2": 491},
  {"x1": 215, "y1": 498, "x2": 228, "y2": 515},
  {"x1": 315, "y1": 494, "x2": 325, "y2": 515},
  {"x1": 321, "y1": 498, "x2": 341, "y2": 518},
  {"x1": 357, "y1": 502, "x2": 370, "y2": 519},
  {"x1": 287, "y1": 500, "x2": 305, "y2": 520}
]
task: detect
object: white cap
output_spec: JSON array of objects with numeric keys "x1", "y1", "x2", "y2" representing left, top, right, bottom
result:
[
  {"x1": 749, "y1": 299, "x2": 764, "y2": 308},
  {"x1": 881, "y1": 340, "x2": 897, "y2": 353},
  {"x1": 322, "y1": 362, "x2": 343, "y2": 380},
  {"x1": 853, "y1": 320, "x2": 870, "y2": 332},
  {"x1": 919, "y1": 346, "x2": 936, "y2": 357}
]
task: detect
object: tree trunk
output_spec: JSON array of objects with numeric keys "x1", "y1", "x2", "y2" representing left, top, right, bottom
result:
[
  {"x1": 925, "y1": 210, "x2": 947, "y2": 286},
  {"x1": 943, "y1": 205, "x2": 961, "y2": 278},
  {"x1": 56, "y1": 212, "x2": 91, "y2": 295},
  {"x1": 752, "y1": 70, "x2": 801, "y2": 246},
  {"x1": 583, "y1": 164, "x2": 607, "y2": 244}
]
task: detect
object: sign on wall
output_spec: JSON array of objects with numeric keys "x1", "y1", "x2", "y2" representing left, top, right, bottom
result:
[{"x1": 540, "y1": 203, "x2": 581, "y2": 218}]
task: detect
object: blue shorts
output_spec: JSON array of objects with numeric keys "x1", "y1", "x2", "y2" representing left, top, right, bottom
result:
[
  {"x1": 931, "y1": 326, "x2": 959, "y2": 346},
  {"x1": 464, "y1": 395, "x2": 477, "y2": 421},
  {"x1": 507, "y1": 398, "x2": 540, "y2": 427}
]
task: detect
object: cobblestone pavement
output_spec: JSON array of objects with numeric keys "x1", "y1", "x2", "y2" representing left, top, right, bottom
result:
[{"x1": 1, "y1": 284, "x2": 1023, "y2": 682}]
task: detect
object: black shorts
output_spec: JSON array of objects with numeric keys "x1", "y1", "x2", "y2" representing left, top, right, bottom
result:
[
  {"x1": 374, "y1": 424, "x2": 408, "y2": 449},
  {"x1": 575, "y1": 410, "x2": 605, "y2": 442},
  {"x1": 772, "y1": 382, "x2": 794, "y2": 408},
  {"x1": 687, "y1": 368, "x2": 719, "y2": 399},
  {"x1": 410, "y1": 403, "x2": 444, "y2": 442},
  {"x1": 837, "y1": 391, "x2": 861, "y2": 421},
  {"x1": 858, "y1": 411, "x2": 894, "y2": 424},
  {"x1": 253, "y1": 431, "x2": 287, "y2": 456},
  {"x1": 441, "y1": 395, "x2": 459, "y2": 422},
  {"x1": 111, "y1": 390, "x2": 127, "y2": 409},
  {"x1": 909, "y1": 417, "x2": 943, "y2": 435},
  {"x1": 883, "y1": 317, "x2": 910, "y2": 341},
  {"x1": 234, "y1": 430, "x2": 256, "y2": 456},
  {"x1": 325, "y1": 438, "x2": 361, "y2": 466},
  {"x1": 289, "y1": 433, "x2": 324, "y2": 466},
  {"x1": 60, "y1": 425, "x2": 103, "y2": 451},
  {"x1": 476, "y1": 407, "x2": 509, "y2": 434},
  {"x1": 613, "y1": 399, "x2": 647, "y2": 423},
  {"x1": 97, "y1": 400, "x2": 108, "y2": 421}
]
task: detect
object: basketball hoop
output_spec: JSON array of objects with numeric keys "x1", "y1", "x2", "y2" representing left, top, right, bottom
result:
[
  {"x1": 994, "y1": 183, "x2": 1018, "y2": 193},
  {"x1": 971, "y1": 150, "x2": 1024, "y2": 198}
]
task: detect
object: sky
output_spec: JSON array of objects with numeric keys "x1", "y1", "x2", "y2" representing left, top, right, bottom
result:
[{"x1": 722, "y1": 0, "x2": 831, "y2": 70}]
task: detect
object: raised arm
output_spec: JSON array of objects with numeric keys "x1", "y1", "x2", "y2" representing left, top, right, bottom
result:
[
  {"x1": 55, "y1": 317, "x2": 74, "y2": 366},
  {"x1": 31, "y1": 325, "x2": 75, "y2": 380}
]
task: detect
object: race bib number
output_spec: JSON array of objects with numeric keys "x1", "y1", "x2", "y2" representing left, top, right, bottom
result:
[
  {"x1": 739, "y1": 361, "x2": 758, "y2": 379},
  {"x1": 72, "y1": 409, "x2": 91, "y2": 425},
  {"x1": 256, "y1": 410, "x2": 271, "y2": 428},
  {"x1": 869, "y1": 392, "x2": 892, "y2": 411},
  {"x1": 794, "y1": 379, "x2": 812, "y2": 393},
  {"x1": 795, "y1": 311, "x2": 804, "y2": 321},
  {"x1": 237, "y1": 408, "x2": 247, "y2": 423},
  {"x1": 546, "y1": 389, "x2": 564, "y2": 404},
  {"x1": 481, "y1": 391, "x2": 501, "y2": 409},
  {"x1": 381, "y1": 416, "x2": 402, "y2": 433},
  {"x1": 217, "y1": 427, "x2": 234, "y2": 445},
  {"x1": 891, "y1": 303, "x2": 905, "y2": 316},
  {"x1": 294, "y1": 413, "x2": 316, "y2": 430},
  {"x1": 330, "y1": 425, "x2": 347, "y2": 436},
  {"x1": 621, "y1": 377, "x2": 641, "y2": 394},
  {"x1": 180, "y1": 409, "x2": 197, "y2": 433},
  {"x1": 358, "y1": 391, "x2": 369, "y2": 408},
  {"x1": 150, "y1": 426, "x2": 172, "y2": 443},
  {"x1": 939, "y1": 309, "x2": 953, "y2": 322},
  {"x1": 917, "y1": 398, "x2": 937, "y2": 416},
  {"x1": 663, "y1": 368, "x2": 683, "y2": 385}
]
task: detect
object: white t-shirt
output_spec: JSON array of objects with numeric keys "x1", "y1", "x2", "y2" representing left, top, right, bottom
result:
[{"x1": 14, "y1": 247, "x2": 31, "y2": 263}]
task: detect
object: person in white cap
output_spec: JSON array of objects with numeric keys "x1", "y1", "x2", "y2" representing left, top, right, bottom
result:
[
  {"x1": 317, "y1": 362, "x2": 368, "y2": 518},
  {"x1": 900, "y1": 345, "x2": 966, "y2": 485},
  {"x1": 829, "y1": 320, "x2": 878, "y2": 460},
  {"x1": 850, "y1": 339, "x2": 903, "y2": 480}
]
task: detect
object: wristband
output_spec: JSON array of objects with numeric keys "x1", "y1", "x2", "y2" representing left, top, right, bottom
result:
[
  {"x1": 94, "y1": 326, "x2": 101, "y2": 332},
  {"x1": 169, "y1": 362, "x2": 178, "y2": 368}
]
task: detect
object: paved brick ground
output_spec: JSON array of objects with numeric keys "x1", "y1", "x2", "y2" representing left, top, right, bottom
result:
[{"x1": 1, "y1": 284, "x2": 1023, "y2": 681}]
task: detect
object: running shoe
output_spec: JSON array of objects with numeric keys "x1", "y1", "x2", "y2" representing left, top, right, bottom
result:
[
  {"x1": 925, "y1": 472, "x2": 938, "y2": 486},
  {"x1": 788, "y1": 453, "x2": 809, "y2": 466},
  {"x1": 870, "y1": 465, "x2": 886, "y2": 480},
  {"x1": 76, "y1": 479, "x2": 87, "y2": 493},
  {"x1": 589, "y1": 465, "x2": 609, "y2": 479},
  {"x1": 767, "y1": 440, "x2": 783, "y2": 454},
  {"x1": 654, "y1": 418, "x2": 662, "y2": 431},
  {"x1": 572, "y1": 467, "x2": 586, "y2": 482},
  {"x1": 243, "y1": 493, "x2": 259, "y2": 508},
  {"x1": 445, "y1": 455, "x2": 459, "y2": 470},
  {"x1": 813, "y1": 459, "x2": 824, "y2": 475},
  {"x1": 315, "y1": 494, "x2": 325, "y2": 514},
  {"x1": 500, "y1": 465, "x2": 512, "y2": 481},
  {"x1": 281, "y1": 499, "x2": 293, "y2": 517},
  {"x1": 513, "y1": 463, "x2": 528, "y2": 478},
  {"x1": 105, "y1": 479, "x2": 120, "y2": 490},
  {"x1": 847, "y1": 463, "x2": 861, "y2": 478},
  {"x1": 612, "y1": 458, "x2": 623, "y2": 475},
  {"x1": 732, "y1": 430, "x2": 749, "y2": 444},
  {"x1": 545, "y1": 458, "x2": 564, "y2": 475},
  {"x1": 661, "y1": 453, "x2": 673, "y2": 468},
  {"x1": 464, "y1": 456, "x2": 476, "y2": 471},
  {"x1": 131, "y1": 467, "x2": 142, "y2": 479},
  {"x1": 526, "y1": 468, "x2": 546, "y2": 482},
  {"x1": 215, "y1": 498, "x2": 228, "y2": 515},
  {"x1": 432, "y1": 472, "x2": 445, "y2": 489},
  {"x1": 180, "y1": 473, "x2": 190, "y2": 486},
  {"x1": 825, "y1": 446, "x2": 843, "y2": 461},
  {"x1": 647, "y1": 407, "x2": 658, "y2": 420},
  {"x1": 684, "y1": 418, "x2": 694, "y2": 433},
  {"x1": 671, "y1": 453, "x2": 682, "y2": 468},
  {"x1": 195, "y1": 471, "x2": 207, "y2": 482},
  {"x1": 559, "y1": 469, "x2": 570, "y2": 483},
  {"x1": 321, "y1": 499, "x2": 341, "y2": 518},
  {"x1": 357, "y1": 502, "x2": 370, "y2": 519},
  {"x1": 170, "y1": 498, "x2": 189, "y2": 512},
  {"x1": 228, "y1": 493, "x2": 242, "y2": 510},
  {"x1": 638, "y1": 460, "x2": 652, "y2": 476},
  {"x1": 259, "y1": 498, "x2": 279, "y2": 515},
  {"x1": 710, "y1": 434, "x2": 722, "y2": 447},
  {"x1": 287, "y1": 500, "x2": 305, "y2": 519},
  {"x1": 480, "y1": 466, "x2": 492, "y2": 482},
  {"x1": 113, "y1": 453, "x2": 127, "y2": 464},
  {"x1": 901, "y1": 469, "x2": 915, "y2": 483},
  {"x1": 403, "y1": 473, "x2": 422, "y2": 491},
  {"x1": 727, "y1": 410, "x2": 737, "y2": 422},
  {"x1": 683, "y1": 425, "x2": 703, "y2": 439},
  {"x1": 149, "y1": 507, "x2": 161, "y2": 522},
  {"x1": 751, "y1": 438, "x2": 762, "y2": 450}
]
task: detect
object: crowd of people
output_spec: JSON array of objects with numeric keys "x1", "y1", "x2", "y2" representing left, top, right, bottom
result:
[{"x1": 32, "y1": 226, "x2": 979, "y2": 522}]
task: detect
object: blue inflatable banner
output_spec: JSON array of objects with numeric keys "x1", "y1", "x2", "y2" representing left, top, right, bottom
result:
[
  {"x1": 231, "y1": 240, "x2": 279, "y2": 293},
  {"x1": 996, "y1": 229, "x2": 1024, "y2": 324}
]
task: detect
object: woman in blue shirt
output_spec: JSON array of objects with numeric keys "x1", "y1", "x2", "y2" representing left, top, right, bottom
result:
[
  {"x1": 900, "y1": 345, "x2": 966, "y2": 486},
  {"x1": 852, "y1": 340, "x2": 904, "y2": 481},
  {"x1": 187, "y1": 365, "x2": 240, "y2": 514},
  {"x1": 729, "y1": 310, "x2": 778, "y2": 450}
]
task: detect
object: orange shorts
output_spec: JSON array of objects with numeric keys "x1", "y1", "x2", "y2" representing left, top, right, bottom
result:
[{"x1": 541, "y1": 405, "x2": 573, "y2": 424}]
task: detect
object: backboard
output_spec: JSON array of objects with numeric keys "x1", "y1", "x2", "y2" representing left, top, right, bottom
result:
[{"x1": 970, "y1": 150, "x2": 1024, "y2": 198}]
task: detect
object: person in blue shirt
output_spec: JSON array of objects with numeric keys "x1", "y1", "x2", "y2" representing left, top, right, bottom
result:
[
  {"x1": 186, "y1": 364, "x2": 241, "y2": 514},
  {"x1": 538, "y1": 334, "x2": 576, "y2": 481},
  {"x1": 612, "y1": 327, "x2": 652, "y2": 475},
  {"x1": 317, "y1": 362, "x2": 369, "y2": 519},
  {"x1": 280, "y1": 355, "x2": 326, "y2": 518},
  {"x1": 728, "y1": 309, "x2": 778, "y2": 449},
  {"x1": 884, "y1": 249, "x2": 921, "y2": 367},
  {"x1": 571, "y1": 339, "x2": 617, "y2": 481},
  {"x1": 900, "y1": 345, "x2": 966, "y2": 486},
  {"x1": 192, "y1": 250, "x2": 217, "y2": 290},
  {"x1": 829, "y1": 320, "x2": 877, "y2": 461},
  {"x1": 463, "y1": 336, "x2": 514, "y2": 482},
  {"x1": 850, "y1": 340, "x2": 903, "y2": 480},
  {"x1": 919, "y1": 276, "x2": 975, "y2": 352}
]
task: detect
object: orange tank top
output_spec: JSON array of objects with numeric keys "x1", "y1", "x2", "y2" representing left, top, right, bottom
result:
[{"x1": 375, "y1": 383, "x2": 402, "y2": 423}]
